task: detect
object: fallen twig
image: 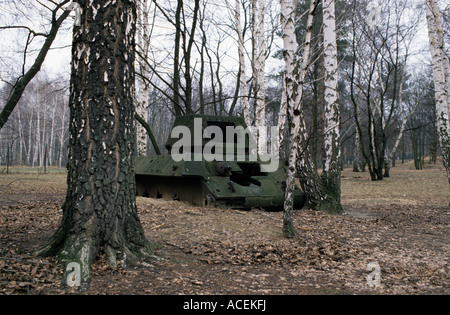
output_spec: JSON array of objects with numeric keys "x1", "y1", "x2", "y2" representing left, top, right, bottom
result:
[{"x1": 0, "y1": 256, "x2": 52, "y2": 266}]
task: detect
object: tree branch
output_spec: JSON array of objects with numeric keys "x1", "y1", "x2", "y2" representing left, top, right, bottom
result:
[{"x1": 0, "y1": 1, "x2": 71, "y2": 130}]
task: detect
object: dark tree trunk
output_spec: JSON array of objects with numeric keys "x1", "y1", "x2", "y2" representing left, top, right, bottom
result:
[
  {"x1": 36, "y1": 0, "x2": 154, "y2": 291},
  {"x1": 173, "y1": 0, "x2": 183, "y2": 116}
]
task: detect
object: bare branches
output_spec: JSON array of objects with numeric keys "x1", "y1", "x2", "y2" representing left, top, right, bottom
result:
[
  {"x1": 0, "y1": 25, "x2": 47, "y2": 37},
  {"x1": 0, "y1": 1, "x2": 71, "y2": 131}
]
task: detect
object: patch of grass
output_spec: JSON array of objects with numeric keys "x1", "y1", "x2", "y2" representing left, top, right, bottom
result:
[
  {"x1": 0, "y1": 169, "x2": 67, "y2": 196},
  {"x1": 1, "y1": 166, "x2": 67, "y2": 174},
  {"x1": 341, "y1": 159, "x2": 449, "y2": 207},
  {"x1": 322, "y1": 287, "x2": 343, "y2": 295}
]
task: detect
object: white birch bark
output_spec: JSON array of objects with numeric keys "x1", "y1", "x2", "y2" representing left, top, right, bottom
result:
[
  {"x1": 280, "y1": 0, "x2": 317, "y2": 237},
  {"x1": 59, "y1": 107, "x2": 67, "y2": 168},
  {"x1": 41, "y1": 102, "x2": 47, "y2": 168},
  {"x1": 234, "y1": 0, "x2": 251, "y2": 127},
  {"x1": 256, "y1": 0, "x2": 266, "y2": 154},
  {"x1": 49, "y1": 99, "x2": 57, "y2": 166},
  {"x1": 280, "y1": 0, "x2": 298, "y2": 238},
  {"x1": 321, "y1": 0, "x2": 342, "y2": 211},
  {"x1": 17, "y1": 106, "x2": 23, "y2": 166},
  {"x1": 33, "y1": 88, "x2": 41, "y2": 168},
  {"x1": 385, "y1": 103, "x2": 418, "y2": 172},
  {"x1": 425, "y1": 0, "x2": 450, "y2": 184},
  {"x1": 322, "y1": 0, "x2": 340, "y2": 172},
  {"x1": 277, "y1": 74, "x2": 288, "y2": 160},
  {"x1": 251, "y1": 0, "x2": 267, "y2": 153},
  {"x1": 27, "y1": 106, "x2": 33, "y2": 165},
  {"x1": 251, "y1": 0, "x2": 258, "y2": 120},
  {"x1": 136, "y1": 0, "x2": 152, "y2": 156}
]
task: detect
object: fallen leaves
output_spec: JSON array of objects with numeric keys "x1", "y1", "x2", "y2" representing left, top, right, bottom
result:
[
  {"x1": 0, "y1": 165, "x2": 449, "y2": 295},
  {"x1": 0, "y1": 251, "x2": 62, "y2": 295}
]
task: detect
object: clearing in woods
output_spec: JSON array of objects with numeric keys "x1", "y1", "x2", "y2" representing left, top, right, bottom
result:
[{"x1": 0, "y1": 160, "x2": 449, "y2": 295}]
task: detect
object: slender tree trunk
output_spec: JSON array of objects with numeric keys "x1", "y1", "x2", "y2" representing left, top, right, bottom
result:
[
  {"x1": 173, "y1": 0, "x2": 183, "y2": 116},
  {"x1": 385, "y1": 62, "x2": 407, "y2": 177},
  {"x1": 278, "y1": 75, "x2": 288, "y2": 162},
  {"x1": 425, "y1": 0, "x2": 450, "y2": 185},
  {"x1": 33, "y1": 89, "x2": 41, "y2": 168},
  {"x1": 292, "y1": 4, "x2": 324, "y2": 212},
  {"x1": 59, "y1": 107, "x2": 67, "y2": 169},
  {"x1": 182, "y1": 0, "x2": 200, "y2": 115},
  {"x1": 254, "y1": 0, "x2": 266, "y2": 154},
  {"x1": 320, "y1": 0, "x2": 342, "y2": 214},
  {"x1": 17, "y1": 107, "x2": 23, "y2": 166},
  {"x1": 250, "y1": 0, "x2": 258, "y2": 122},
  {"x1": 49, "y1": 103, "x2": 57, "y2": 166},
  {"x1": 401, "y1": 135, "x2": 405, "y2": 164},
  {"x1": 280, "y1": 0, "x2": 298, "y2": 238},
  {"x1": 353, "y1": 127, "x2": 360, "y2": 172},
  {"x1": 41, "y1": 97, "x2": 47, "y2": 168},
  {"x1": 199, "y1": 38, "x2": 205, "y2": 114},
  {"x1": 37, "y1": 0, "x2": 154, "y2": 291},
  {"x1": 235, "y1": 0, "x2": 251, "y2": 126},
  {"x1": 27, "y1": 106, "x2": 33, "y2": 165},
  {"x1": 136, "y1": 0, "x2": 151, "y2": 156},
  {"x1": 213, "y1": 43, "x2": 225, "y2": 115},
  {"x1": 280, "y1": 0, "x2": 319, "y2": 238},
  {"x1": 367, "y1": 104, "x2": 379, "y2": 181}
]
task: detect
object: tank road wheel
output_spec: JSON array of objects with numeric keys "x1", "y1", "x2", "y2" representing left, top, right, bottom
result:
[{"x1": 205, "y1": 194, "x2": 216, "y2": 207}]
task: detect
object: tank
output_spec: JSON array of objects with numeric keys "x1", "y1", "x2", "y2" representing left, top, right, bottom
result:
[{"x1": 135, "y1": 114, "x2": 305, "y2": 210}]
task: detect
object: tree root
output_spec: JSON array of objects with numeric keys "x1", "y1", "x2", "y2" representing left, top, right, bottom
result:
[{"x1": 36, "y1": 221, "x2": 158, "y2": 292}]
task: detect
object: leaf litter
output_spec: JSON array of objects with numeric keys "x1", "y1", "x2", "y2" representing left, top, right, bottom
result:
[{"x1": 0, "y1": 163, "x2": 449, "y2": 295}]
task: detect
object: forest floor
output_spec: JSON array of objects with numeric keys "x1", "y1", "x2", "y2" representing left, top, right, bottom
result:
[{"x1": 0, "y1": 160, "x2": 449, "y2": 295}]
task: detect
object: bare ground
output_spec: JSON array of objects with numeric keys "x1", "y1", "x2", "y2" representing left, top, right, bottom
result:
[{"x1": 0, "y1": 161, "x2": 449, "y2": 295}]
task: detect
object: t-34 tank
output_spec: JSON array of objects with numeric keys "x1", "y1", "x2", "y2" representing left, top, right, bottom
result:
[{"x1": 135, "y1": 114, "x2": 305, "y2": 210}]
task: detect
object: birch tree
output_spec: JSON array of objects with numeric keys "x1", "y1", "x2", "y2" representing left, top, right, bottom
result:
[
  {"x1": 277, "y1": 75, "x2": 288, "y2": 161},
  {"x1": 37, "y1": 0, "x2": 155, "y2": 291},
  {"x1": 279, "y1": 0, "x2": 298, "y2": 238},
  {"x1": 33, "y1": 87, "x2": 42, "y2": 167},
  {"x1": 135, "y1": 0, "x2": 154, "y2": 156},
  {"x1": 252, "y1": 0, "x2": 267, "y2": 153},
  {"x1": 233, "y1": 0, "x2": 251, "y2": 127},
  {"x1": 321, "y1": 0, "x2": 342, "y2": 212},
  {"x1": 425, "y1": 0, "x2": 450, "y2": 184},
  {"x1": 280, "y1": 0, "x2": 321, "y2": 237}
]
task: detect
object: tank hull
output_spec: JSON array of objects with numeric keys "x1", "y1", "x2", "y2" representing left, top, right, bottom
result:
[{"x1": 135, "y1": 155, "x2": 305, "y2": 210}]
